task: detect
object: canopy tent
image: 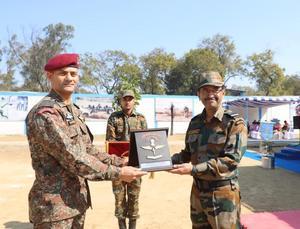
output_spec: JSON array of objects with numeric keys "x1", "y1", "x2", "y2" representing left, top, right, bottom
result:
[
  {"x1": 223, "y1": 96, "x2": 300, "y2": 126},
  {"x1": 224, "y1": 96, "x2": 300, "y2": 108}
]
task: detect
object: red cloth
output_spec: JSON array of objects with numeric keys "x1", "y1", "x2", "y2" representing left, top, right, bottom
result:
[
  {"x1": 44, "y1": 53, "x2": 79, "y2": 71},
  {"x1": 106, "y1": 141, "x2": 130, "y2": 157}
]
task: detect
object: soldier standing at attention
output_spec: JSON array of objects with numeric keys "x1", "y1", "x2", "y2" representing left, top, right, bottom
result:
[
  {"x1": 169, "y1": 71, "x2": 247, "y2": 229},
  {"x1": 106, "y1": 90, "x2": 147, "y2": 229},
  {"x1": 26, "y1": 53, "x2": 147, "y2": 229}
]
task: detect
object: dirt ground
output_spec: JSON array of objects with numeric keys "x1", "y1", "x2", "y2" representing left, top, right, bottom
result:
[{"x1": 0, "y1": 135, "x2": 300, "y2": 229}]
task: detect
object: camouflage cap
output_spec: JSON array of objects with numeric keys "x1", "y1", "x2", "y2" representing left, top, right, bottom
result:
[
  {"x1": 198, "y1": 71, "x2": 224, "y2": 89},
  {"x1": 120, "y1": 90, "x2": 135, "y2": 98}
]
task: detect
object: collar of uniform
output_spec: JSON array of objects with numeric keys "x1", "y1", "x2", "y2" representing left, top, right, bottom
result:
[
  {"x1": 214, "y1": 106, "x2": 225, "y2": 122},
  {"x1": 201, "y1": 106, "x2": 224, "y2": 122},
  {"x1": 122, "y1": 110, "x2": 137, "y2": 117},
  {"x1": 48, "y1": 90, "x2": 67, "y2": 108}
]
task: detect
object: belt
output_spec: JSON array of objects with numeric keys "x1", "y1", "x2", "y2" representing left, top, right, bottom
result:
[{"x1": 195, "y1": 179, "x2": 232, "y2": 191}]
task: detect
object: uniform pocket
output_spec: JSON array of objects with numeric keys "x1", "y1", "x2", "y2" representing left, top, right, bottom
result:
[
  {"x1": 68, "y1": 126, "x2": 79, "y2": 138},
  {"x1": 208, "y1": 133, "x2": 226, "y2": 145},
  {"x1": 187, "y1": 134, "x2": 200, "y2": 153},
  {"x1": 79, "y1": 123, "x2": 88, "y2": 135}
]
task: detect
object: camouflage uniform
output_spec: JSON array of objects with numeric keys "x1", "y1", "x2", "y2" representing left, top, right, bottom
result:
[
  {"x1": 26, "y1": 90, "x2": 124, "y2": 228},
  {"x1": 106, "y1": 110, "x2": 147, "y2": 220},
  {"x1": 172, "y1": 107, "x2": 248, "y2": 229}
]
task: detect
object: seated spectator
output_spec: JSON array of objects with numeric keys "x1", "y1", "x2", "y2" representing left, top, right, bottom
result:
[
  {"x1": 282, "y1": 120, "x2": 289, "y2": 132},
  {"x1": 273, "y1": 121, "x2": 282, "y2": 132},
  {"x1": 250, "y1": 120, "x2": 260, "y2": 132},
  {"x1": 249, "y1": 120, "x2": 261, "y2": 139}
]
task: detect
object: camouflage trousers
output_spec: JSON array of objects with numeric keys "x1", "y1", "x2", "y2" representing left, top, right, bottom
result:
[
  {"x1": 112, "y1": 177, "x2": 142, "y2": 219},
  {"x1": 33, "y1": 212, "x2": 85, "y2": 229},
  {"x1": 190, "y1": 180, "x2": 241, "y2": 229}
]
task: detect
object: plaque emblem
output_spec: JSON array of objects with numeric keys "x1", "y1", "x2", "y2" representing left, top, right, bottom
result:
[{"x1": 141, "y1": 138, "x2": 165, "y2": 160}]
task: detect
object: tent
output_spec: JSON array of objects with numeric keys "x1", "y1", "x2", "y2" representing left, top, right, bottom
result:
[
  {"x1": 224, "y1": 96, "x2": 300, "y2": 108},
  {"x1": 223, "y1": 96, "x2": 300, "y2": 123}
]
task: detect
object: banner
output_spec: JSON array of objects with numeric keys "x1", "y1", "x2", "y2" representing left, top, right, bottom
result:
[
  {"x1": 0, "y1": 95, "x2": 29, "y2": 121},
  {"x1": 75, "y1": 96, "x2": 114, "y2": 121},
  {"x1": 155, "y1": 98, "x2": 193, "y2": 122}
]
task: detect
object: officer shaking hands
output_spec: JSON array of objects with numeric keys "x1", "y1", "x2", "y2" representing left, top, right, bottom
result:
[
  {"x1": 26, "y1": 53, "x2": 147, "y2": 229},
  {"x1": 169, "y1": 71, "x2": 247, "y2": 229}
]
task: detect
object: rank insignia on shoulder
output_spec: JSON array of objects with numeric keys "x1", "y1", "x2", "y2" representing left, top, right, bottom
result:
[{"x1": 231, "y1": 113, "x2": 239, "y2": 117}]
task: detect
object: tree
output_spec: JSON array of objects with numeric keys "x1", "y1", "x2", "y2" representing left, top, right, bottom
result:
[
  {"x1": 139, "y1": 48, "x2": 177, "y2": 94},
  {"x1": 198, "y1": 34, "x2": 243, "y2": 82},
  {"x1": 244, "y1": 50, "x2": 286, "y2": 96},
  {"x1": 283, "y1": 74, "x2": 300, "y2": 95},
  {"x1": 8, "y1": 23, "x2": 74, "y2": 91},
  {"x1": 166, "y1": 48, "x2": 224, "y2": 95},
  {"x1": 0, "y1": 41, "x2": 18, "y2": 91},
  {"x1": 80, "y1": 50, "x2": 141, "y2": 95},
  {"x1": 230, "y1": 84, "x2": 258, "y2": 96}
]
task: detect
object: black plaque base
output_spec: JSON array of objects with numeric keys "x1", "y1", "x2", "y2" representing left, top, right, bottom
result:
[{"x1": 128, "y1": 128, "x2": 173, "y2": 172}]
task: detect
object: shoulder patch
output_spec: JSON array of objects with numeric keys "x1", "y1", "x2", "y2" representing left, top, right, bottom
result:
[{"x1": 36, "y1": 107, "x2": 59, "y2": 116}]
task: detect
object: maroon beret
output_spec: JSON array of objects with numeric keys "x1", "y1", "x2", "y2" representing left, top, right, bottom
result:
[{"x1": 44, "y1": 53, "x2": 79, "y2": 71}]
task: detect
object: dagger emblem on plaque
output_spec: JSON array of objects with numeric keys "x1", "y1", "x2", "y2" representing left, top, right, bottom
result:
[{"x1": 141, "y1": 138, "x2": 164, "y2": 160}]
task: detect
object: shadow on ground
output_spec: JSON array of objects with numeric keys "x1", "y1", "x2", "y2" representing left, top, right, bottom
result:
[
  {"x1": 239, "y1": 165, "x2": 300, "y2": 212},
  {"x1": 3, "y1": 221, "x2": 32, "y2": 229}
]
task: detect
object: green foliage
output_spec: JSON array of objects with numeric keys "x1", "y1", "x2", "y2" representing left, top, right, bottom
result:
[
  {"x1": 80, "y1": 50, "x2": 142, "y2": 110},
  {"x1": 1, "y1": 28, "x2": 299, "y2": 96},
  {"x1": 80, "y1": 50, "x2": 140, "y2": 95},
  {"x1": 111, "y1": 62, "x2": 142, "y2": 110},
  {"x1": 198, "y1": 34, "x2": 243, "y2": 80},
  {"x1": 283, "y1": 74, "x2": 300, "y2": 95},
  {"x1": 166, "y1": 48, "x2": 224, "y2": 95},
  {"x1": 0, "y1": 40, "x2": 18, "y2": 91},
  {"x1": 244, "y1": 50, "x2": 286, "y2": 95},
  {"x1": 139, "y1": 48, "x2": 176, "y2": 94},
  {"x1": 230, "y1": 84, "x2": 258, "y2": 96},
  {"x1": 8, "y1": 23, "x2": 74, "y2": 92}
]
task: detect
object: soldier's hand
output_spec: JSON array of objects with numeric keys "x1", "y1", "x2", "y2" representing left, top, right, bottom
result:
[
  {"x1": 169, "y1": 163, "x2": 193, "y2": 175},
  {"x1": 119, "y1": 166, "x2": 147, "y2": 182},
  {"x1": 121, "y1": 156, "x2": 129, "y2": 166}
]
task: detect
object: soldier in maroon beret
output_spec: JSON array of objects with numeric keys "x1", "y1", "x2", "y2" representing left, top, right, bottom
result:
[{"x1": 26, "y1": 53, "x2": 147, "y2": 228}]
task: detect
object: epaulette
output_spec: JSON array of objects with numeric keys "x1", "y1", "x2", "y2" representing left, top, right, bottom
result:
[
  {"x1": 225, "y1": 110, "x2": 246, "y2": 127},
  {"x1": 224, "y1": 110, "x2": 240, "y2": 119}
]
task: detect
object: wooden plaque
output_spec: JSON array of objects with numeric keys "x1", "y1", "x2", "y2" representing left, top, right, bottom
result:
[{"x1": 128, "y1": 128, "x2": 173, "y2": 171}]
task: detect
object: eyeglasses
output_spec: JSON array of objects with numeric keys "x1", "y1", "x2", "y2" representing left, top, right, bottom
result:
[{"x1": 201, "y1": 86, "x2": 225, "y2": 94}]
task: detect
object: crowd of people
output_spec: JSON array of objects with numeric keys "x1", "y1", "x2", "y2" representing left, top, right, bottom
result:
[{"x1": 248, "y1": 119, "x2": 291, "y2": 140}]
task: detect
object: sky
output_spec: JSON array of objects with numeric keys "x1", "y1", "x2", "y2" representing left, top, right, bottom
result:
[{"x1": 1, "y1": 0, "x2": 300, "y2": 88}]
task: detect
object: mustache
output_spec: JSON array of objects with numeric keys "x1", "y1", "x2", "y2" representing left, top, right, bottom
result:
[{"x1": 204, "y1": 96, "x2": 216, "y2": 101}]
